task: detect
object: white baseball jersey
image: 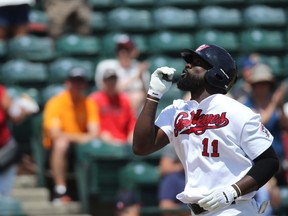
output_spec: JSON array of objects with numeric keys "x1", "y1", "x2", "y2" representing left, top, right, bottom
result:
[{"x1": 155, "y1": 94, "x2": 273, "y2": 204}]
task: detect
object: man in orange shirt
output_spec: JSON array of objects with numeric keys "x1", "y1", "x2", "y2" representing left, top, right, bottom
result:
[{"x1": 43, "y1": 67, "x2": 99, "y2": 204}]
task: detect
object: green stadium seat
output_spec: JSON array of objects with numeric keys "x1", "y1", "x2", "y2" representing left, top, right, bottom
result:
[
  {"x1": 88, "y1": 0, "x2": 117, "y2": 8},
  {"x1": 0, "y1": 196, "x2": 25, "y2": 216},
  {"x1": 29, "y1": 9, "x2": 48, "y2": 33},
  {"x1": 31, "y1": 113, "x2": 45, "y2": 187},
  {"x1": 101, "y1": 32, "x2": 148, "y2": 56},
  {"x1": 148, "y1": 31, "x2": 194, "y2": 54},
  {"x1": 6, "y1": 86, "x2": 41, "y2": 105},
  {"x1": 107, "y1": 7, "x2": 152, "y2": 31},
  {"x1": 157, "y1": 0, "x2": 201, "y2": 5},
  {"x1": 0, "y1": 59, "x2": 48, "y2": 85},
  {"x1": 0, "y1": 39, "x2": 6, "y2": 57},
  {"x1": 118, "y1": 161, "x2": 160, "y2": 206},
  {"x1": 119, "y1": 161, "x2": 160, "y2": 189},
  {"x1": 195, "y1": 30, "x2": 239, "y2": 51},
  {"x1": 8, "y1": 35, "x2": 56, "y2": 61},
  {"x1": 243, "y1": 5, "x2": 286, "y2": 27},
  {"x1": 90, "y1": 12, "x2": 106, "y2": 31},
  {"x1": 203, "y1": 0, "x2": 245, "y2": 4},
  {"x1": 199, "y1": 6, "x2": 242, "y2": 27},
  {"x1": 148, "y1": 55, "x2": 185, "y2": 74},
  {"x1": 240, "y1": 29, "x2": 285, "y2": 51},
  {"x1": 40, "y1": 84, "x2": 65, "y2": 105},
  {"x1": 48, "y1": 57, "x2": 94, "y2": 83},
  {"x1": 260, "y1": 55, "x2": 283, "y2": 77},
  {"x1": 56, "y1": 34, "x2": 101, "y2": 56},
  {"x1": 123, "y1": 0, "x2": 155, "y2": 6},
  {"x1": 75, "y1": 140, "x2": 130, "y2": 212},
  {"x1": 153, "y1": 7, "x2": 197, "y2": 29}
]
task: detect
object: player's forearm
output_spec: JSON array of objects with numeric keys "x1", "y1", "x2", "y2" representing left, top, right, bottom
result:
[
  {"x1": 235, "y1": 146, "x2": 279, "y2": 197},
  {"x1": 133, "y1": 97, "x2": 159, "y2": 155}
]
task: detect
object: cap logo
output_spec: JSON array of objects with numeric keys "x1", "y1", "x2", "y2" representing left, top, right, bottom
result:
[{"x1": 196, "y1": 44, "x2": 210, "y2": 52}]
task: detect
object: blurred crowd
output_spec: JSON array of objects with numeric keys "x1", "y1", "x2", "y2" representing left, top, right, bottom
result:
[{"x1": 0, "y1": 1, "x2": 288, "y2": 216}]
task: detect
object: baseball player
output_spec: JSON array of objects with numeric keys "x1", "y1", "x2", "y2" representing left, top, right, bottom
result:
[{"x1": 133, "y1": 44, "x2": 279, "y2": 215}]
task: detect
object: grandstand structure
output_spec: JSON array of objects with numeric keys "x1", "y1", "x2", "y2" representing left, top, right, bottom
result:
[{"x1": 1, "y1": 0, "x2": 288, "y2": 215}]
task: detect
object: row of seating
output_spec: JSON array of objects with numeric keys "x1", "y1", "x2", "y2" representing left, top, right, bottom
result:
[
  {"x1": 1, "y1": 28, "x2": 288, "y2": 61},
  {"x1": 75, "y1": 0, "x2": 288, "y2": 8},
  {"x1": 30, "y1": 5, "x2": 287, "y2": 33}
]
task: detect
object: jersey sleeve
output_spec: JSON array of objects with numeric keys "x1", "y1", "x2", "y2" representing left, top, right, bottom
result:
[
  {"x1": 155, "y1": 105, "x2": 175, "y2": 141},
  {"x1": 240, "y1": 113, "x2": 274, "y2": 160}
]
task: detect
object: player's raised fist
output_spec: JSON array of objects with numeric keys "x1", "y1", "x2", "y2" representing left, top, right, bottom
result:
[{"x1": 148, "y1": 67, "x2": 175, "y2": 99}]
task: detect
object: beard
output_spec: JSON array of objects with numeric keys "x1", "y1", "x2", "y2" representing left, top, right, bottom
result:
[{"x1": 177, "y1": 71, "x2": 205, "y2": 92}]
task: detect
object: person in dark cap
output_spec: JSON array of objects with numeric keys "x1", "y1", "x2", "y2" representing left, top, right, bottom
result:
[
  {"x1": 95, "y1": 34, "x2": 150, "y2": 113},
  {"x1": 115, "y1": 190, "x2": 141, "y2": 216},
  {"x1": 43, "y1": 66, "x2": 100, "y2": 205}
]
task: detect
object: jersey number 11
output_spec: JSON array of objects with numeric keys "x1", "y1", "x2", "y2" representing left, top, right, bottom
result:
[{"x1": 202, "y1": 138, "x2": 219, "y2": 157}]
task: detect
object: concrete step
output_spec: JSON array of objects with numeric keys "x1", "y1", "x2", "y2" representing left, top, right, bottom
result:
[
  {"x1": 22, "y1": 201, "x2": 81, "y2": 215},
  {"x1": 11, "y1": 188, "x2": 49, "y2": 202},
  {"x1": 13, "y1": 175, "x2": 37, "y2": 188}
]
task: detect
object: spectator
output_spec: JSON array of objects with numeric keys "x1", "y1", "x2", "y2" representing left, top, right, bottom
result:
[
  {"x1": 0, "y1": 84, "x2": 38, "y2": 195},
  {"x1": 0, "y1": 0, "x2": 34, "y2": 40},
  {"x1": 89, "y1": 68, "x2": 136, "y2": 145},
  {"x1": 243, "y1": 63, "x2": 288, "y2": 186},
  {"x1": 158, "y1": 144, "x2": 189, "y2": 216},
  {"x1": 95, "y1": 34, "x2": 150, "y2": 113},
  {"x1": 230, "y1": 53, "x2": 261, "y2": 102},
  {"x1": 44, "y1": 0, "x2": 92, "y2": 39},
  {"x1": 115, "y1": 190, "x2": 141, "y2": 216},
  {"x1": 43, "y1": 67, "x2": 99, "y2": 205},
  {"x1": 255, "y1": 177, "x2": 281, "y2": 216}
]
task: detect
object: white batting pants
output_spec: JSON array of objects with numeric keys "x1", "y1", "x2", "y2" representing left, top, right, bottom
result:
[{"x1": 191, "y1": 199, "x2": 262, "y2": 216}]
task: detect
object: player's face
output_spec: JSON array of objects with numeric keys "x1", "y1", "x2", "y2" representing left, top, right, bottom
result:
[{"x1": 177, "y1": 58, "x2": 210, "y2": 92}]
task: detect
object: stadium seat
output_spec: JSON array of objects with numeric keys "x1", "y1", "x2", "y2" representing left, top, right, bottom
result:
[
  {"x1": 118, "y1": 161, "x2": 160, "y2": 206},
  {"x1": 195, "y1": 30, "x2": 239, "y2": 51},
  {"x1": 243, "y1": 5, "x2": 286, "y2": 27},
  {"x1": 157, "y1": 0, "x2": 201, "y2": 5},
  {"x1": 8, "y1": 35, "x2": 56, "y2": 61},
  {"x1": 90, "y1": 11, "x2": 106, "y2": 31},
  {"x1": 48, "y1": 57, "x2": 94, "y2": 83},
  {"x1": 31, "y1": 113, "x2": 45, "y2": 187},
  {"x1": 107, "y1": 7, "x2": 152, "y2": 31},
  {"x1": 153, "y1": 6, "x2": 197, "y2": 29},
  {"x1": 240, "y1": 29, "x2": 285, "y2": 51},
  {"x1": 0, "y1": 39, "x2": 6, "y2": 57},
  {"x1": 88, "y1": 0, "x2": 117, "y2": 8},
  {"x1": 6, "y1": 86, "x2": 41, "y2": 105},
  {"x1": 260, "y1": 55, "x2": 283, "y2": 77},
  {"x1": 148, "y1": 55, "x2": 185, "y2": 74},
  {"x1": 122, "y1": 0, "x2": 155, "y2": 6},
  {"x1": 203, "y1": 0, "x2": 245, "y2": 4},
  {"x1": 148, "y1": 31, "x2": 194, "y2": 54},
  {"x1": 199, "y1": 6, "x2": 242, "y2": 27},
  {"x1": 119, "y1": 161, "x2": 160, "y2": 190},
  {"x1": 0, "y1": 59, "x2": 48, "y2": 85},
  {"x1": 56, "y1": 34, "x2": 101, "y2": 56},
  {"x1": 0, "y1": 196, "x2": 25, "y2": 216},
  {"x1": 40, "y1": 84, "x2": 65, "y2": 105},
  {"x1": 75, "y1": 140, "x2": 129, "y2": 212},
  {"x1": 101, "y1": 32, "x2": 148, "y2": 56},
  {"x1": 29, "y1": 9, "x2": 48, "y2": 33}
]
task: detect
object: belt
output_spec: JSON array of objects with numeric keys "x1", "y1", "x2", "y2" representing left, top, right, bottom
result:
[
  {"x1": 187, "y1": 203, "x2": 207, "y2": 215},
  {"x1": 188, "y1": 201, "x2": 236, "y2": 215}
]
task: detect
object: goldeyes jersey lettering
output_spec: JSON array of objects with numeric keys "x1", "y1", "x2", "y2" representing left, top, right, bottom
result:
[{"x1": 174, "y1": 109, "x2": 229, "y2": 137}]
